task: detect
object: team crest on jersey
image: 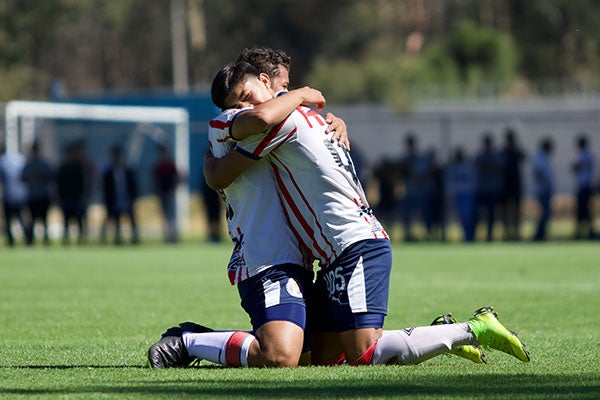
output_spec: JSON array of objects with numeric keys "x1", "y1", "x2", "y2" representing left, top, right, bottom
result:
[{"x1": 286, "y1": 278, "x2": 303, "y2": 298}]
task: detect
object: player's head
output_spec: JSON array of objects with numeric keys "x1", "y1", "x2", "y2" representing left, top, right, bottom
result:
[
  {"x1": 237, "y1": 47, "x2": 291, "y2": 92},
  {"x1": 211, "y1": 61, "x2": 274, "y2": 110}
]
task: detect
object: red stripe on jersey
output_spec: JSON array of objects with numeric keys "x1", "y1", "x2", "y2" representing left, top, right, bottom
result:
[
  {"x1": 210, "y1": 119, "x2": 231, "y2": 129},
  {"x1": 217, "y1": 136, "x2": 234, "y2": 143},
  {"x1": 278, "y1": 191, "x2": 316, "y2": 262},
  {"x1": 253, "y1": 118, "x2": 289, "y2": 156},
  {"x1": 271, "y1": 155, "x2": 337, "y2": 263},
  {"x1": 272, "y1": 165, "x2": 329, "y2": 263},
  {"x1": 297, "y1": 107, "x2": 325, "y2": 128},
  {"x1": 228, "y1": 269, "x2": 236, "y2": 285}
]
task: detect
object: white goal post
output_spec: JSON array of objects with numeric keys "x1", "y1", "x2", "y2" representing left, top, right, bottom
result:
[{"x1": 4, "y1": 100, "x2": 191, "y2": 232}]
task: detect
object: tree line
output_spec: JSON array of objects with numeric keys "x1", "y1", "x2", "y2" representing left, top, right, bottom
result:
[{"x1": 1, "y1": 0, "x2": 599, "y2": 110}]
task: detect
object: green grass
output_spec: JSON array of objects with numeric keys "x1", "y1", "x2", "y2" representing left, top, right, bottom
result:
[{"x1": 0, "y1": 241, "x2": 598, "y2": 399}]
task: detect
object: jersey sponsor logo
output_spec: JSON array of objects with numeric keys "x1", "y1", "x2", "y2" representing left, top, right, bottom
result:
[
  {"x1": 227, "y1": 227, "x2": 246, "y2": 284},
  {"x1": 324, "y1": 138, "x2": 359, "y2": 185}
]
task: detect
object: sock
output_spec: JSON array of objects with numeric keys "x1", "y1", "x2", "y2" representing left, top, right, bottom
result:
[
  {"x1": 182, "y1": 330, "x2": 255, "y2": 367},
  {"x1": 351, "y1": 341, "x2": 378, "y2": 366},
  {"x1": 372, "y1": 323, "x2": 474, "y2": 365},
  {"x1": 322, "y1": 352, "x2": 347, "y2": 366}
]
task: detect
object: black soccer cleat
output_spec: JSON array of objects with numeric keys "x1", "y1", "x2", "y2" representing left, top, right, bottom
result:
[
  {"x1": 147, "y1": 322, "x2": 214, "y2": 368},
  {"x1": 178, "y1": 321, "x2": 213, "y2": 334}
]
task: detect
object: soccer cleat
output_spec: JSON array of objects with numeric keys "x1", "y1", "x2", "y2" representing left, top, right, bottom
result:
[
  {"x1": 431, "y1": 313, "x2": 487, "y2": 364},
  {"x1": 467, "y1": 306, "x2": 530, "y2": 363},
  {"x1": 147, "y1": 322, "x2": 213, "y2": 368}
]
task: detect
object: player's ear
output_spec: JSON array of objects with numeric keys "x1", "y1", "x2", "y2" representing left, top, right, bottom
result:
[{"x1": 258, "y1": 73, "x2": 271, "y2": 88}]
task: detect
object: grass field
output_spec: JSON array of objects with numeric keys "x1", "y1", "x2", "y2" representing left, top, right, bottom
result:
[{"x1": 1, "y1": 241, "x2": 598, "y2": 399}]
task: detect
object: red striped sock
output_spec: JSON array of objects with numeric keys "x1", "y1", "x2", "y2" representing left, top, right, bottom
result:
[
  {"x1": 225, "y1": 331, "x2": 252, "y2": 367},
  {"x1": 351, "y1": 340, "x2": 378, "y2": 366},
  {"x1": 322, "y1": 352, "x2": 347, "y2": 366}
]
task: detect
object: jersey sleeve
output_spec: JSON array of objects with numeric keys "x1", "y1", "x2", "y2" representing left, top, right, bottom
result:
[
  {"x1": 234, "y1": 112, "x2": 297, "y2": 159},
  {"x1": 208, "y1": 108, "x2": 251, "y2": 158}
]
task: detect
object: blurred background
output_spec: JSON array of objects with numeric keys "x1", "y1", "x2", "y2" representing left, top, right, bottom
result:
[{"x1": 0, "y1": 0, "x2": 599, "y2": 244}]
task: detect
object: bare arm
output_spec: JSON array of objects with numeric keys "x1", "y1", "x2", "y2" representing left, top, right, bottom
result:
[
  {"x1": 203, "y1": 150, "x2": 255, "y2": 191},
  {"x1": 231, "y1": 87, "x2": 325, "y2": 140}
]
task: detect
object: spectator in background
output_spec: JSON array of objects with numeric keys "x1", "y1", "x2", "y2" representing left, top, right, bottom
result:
[
  {"x1": 500, "y1": 128, "x2": 526, "y2": 241},
  {"x1": 0, "y1": 146, "x2": 32, "y2": 246},
  {"x1": 21, "y1": 142, "x2": 53, "y2": 245},
  {"x1": 152, "y1": 144, "x2": 179, "y2": 243},
  {"x1": 446, "y1": 147, "x2": 477, "y2": 242},
  {"x1": 101, "y1": 146, "x2": 139, "y2": 245},
  {"x1": 572, "y1": 134, "x2": 596, "y2": 240},
  {"x1": 532, "y1": 138, "x2": 555, "y2": 241},
  {"x1": 475, "y1": 133, "x2": 505, "y2": 242},
  {"x1": 426, "y1": 148, "x2": 446, "y2": 241},
  {"x1": 200, "y1": 170, "x2": 222, "y2": 243},
  {"x1": 57, "y1": 142, "x2": 90, "y2": 244},
  {"x1": 372, "y1": 157, "x2": 400, "y2": 236},
  {"x1": 398, "y1": 133, "x2": 431, "y2": 242}
]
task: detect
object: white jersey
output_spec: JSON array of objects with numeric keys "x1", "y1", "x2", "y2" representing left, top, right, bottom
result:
[
  {"x1": 236, "y1": 106, "x2": 388, "y2": 267},
  {"x1": 208, "y1": 108, "x2": 307, "y2": 285}
]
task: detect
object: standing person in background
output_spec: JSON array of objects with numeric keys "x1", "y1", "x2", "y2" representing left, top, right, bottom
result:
[
  {"x1": 426, "y1": 148, "x2": 446, "y2": 242},
  {"x1": 199, "y1": 175, "x2": 222, "y2": 243},
  {"x1": 372, "y1": 157, "x2": 400, "y2": 238},
  {"x1": 532, "y1": 138, "x2": 555, "y2": 242},
  {"x1": 398, "y1": 134, "x2": 430, "y2": 242},
  {"x1": 101, "y1": 146, "x2": 139, "y2": 245},
  {"x1": 474, "y1": 134, "x2": 505, "y2": 242},
  {"x1": 21, "y1": 142, "x2": 53, "y2": 245},
  {"x1": 0, "y1": 146, "x2": 32, "y2": 246},
  {"x1": 446, "y1": 148, "x2": 477, "y2": 242},
  {"x1": 152, "y1": 144, "x2": 179, "y2": 243},
  {"x1": 57, "y1": 142, "x2": 90, "y2": 244},
  {"x1": 500, "y1": 128, "x2": 526, "y2": 241},
  {"x1": 572, "y1": 134, "x2": 596, "y2": 240}
]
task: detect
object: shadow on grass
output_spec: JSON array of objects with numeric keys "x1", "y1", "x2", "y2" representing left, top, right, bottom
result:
[
  {"x1": 1, "y1": 365, "x2": 146, "y2": 369},
  {"x1": 1, "y1": 371, "x2": 598, "y2": 399}
]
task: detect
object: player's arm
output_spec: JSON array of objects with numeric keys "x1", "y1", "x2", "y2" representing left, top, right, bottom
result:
[
  {"x1": 231, "y1": 87, "x2": 325, "y2": 140},
  {"x1": 203, "y1": 149, "x2": 255, "y2": 191},
  {"x1": 324, "y1": 113, "x2": 351, "y2": 151}
]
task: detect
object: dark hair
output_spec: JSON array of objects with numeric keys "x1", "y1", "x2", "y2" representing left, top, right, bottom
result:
[
  {"x1": 211, "y1": 61, "x2": 260, "y2": 110},
  {"x1": 541, "y1": 137, "x2": 553, "y2": 153},
  {"x1": 237, "y1": 47, "x2": 291, "y2": 79},
  {"x1": 576, "y1": 134, "x2": 588, "y2": 149}
]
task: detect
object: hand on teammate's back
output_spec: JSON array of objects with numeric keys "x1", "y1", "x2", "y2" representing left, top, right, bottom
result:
[{"x1": 325, "y1": 113, "x2": 350, "y2": 151}]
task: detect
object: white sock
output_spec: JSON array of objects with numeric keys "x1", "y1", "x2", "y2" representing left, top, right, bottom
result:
[
  {"x1": 182, "y1": 330, "x2": 255, "y2": 367},
  {"x1": 372, "y1": 323, "x2": 474, "y2": 365}
]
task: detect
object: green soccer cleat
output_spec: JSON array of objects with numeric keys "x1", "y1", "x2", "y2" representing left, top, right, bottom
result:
[
  {"x1": 467, "y1": 306, "x2": 530, "y2": 363},
  {"x1": 431, "y1": 313, "x2": 487, "y2": 364}
]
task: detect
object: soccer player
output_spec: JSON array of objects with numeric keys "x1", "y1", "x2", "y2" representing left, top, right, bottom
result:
[
  {"x1": 203, "y1": 61, "x2": 530, "y2": 366},
  {"x1": 148, "y1": 48, "x2": 348, "y2": 368}
]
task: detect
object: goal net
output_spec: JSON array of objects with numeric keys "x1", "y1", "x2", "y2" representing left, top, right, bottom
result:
[{"x1": 3, "y1": 100, "x2": 190, "y2": 239}]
